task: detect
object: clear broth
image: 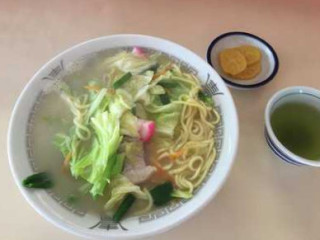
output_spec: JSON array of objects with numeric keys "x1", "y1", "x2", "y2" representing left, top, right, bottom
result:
[{"x1": 31, "y1": 49, "x2": 172, "y2": 216}]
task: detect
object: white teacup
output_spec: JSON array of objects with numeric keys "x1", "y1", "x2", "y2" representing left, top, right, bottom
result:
[{"x1": 264, "y1": 86, "x2": 320, "y2": 166}]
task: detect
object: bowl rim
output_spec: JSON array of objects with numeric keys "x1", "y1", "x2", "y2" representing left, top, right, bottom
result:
[
  {"x1": 206, "y1": 31, "x2": 279, "y2": 89},
  {"x1": 264, "y1": 86, "x2": 320, "y2": 166},
  {"x1": 7, "y1": 34, "x2": 239, "y2": 239},
  {"x1": 264, "y1": 128, "x2": 303, "y2": 166}
]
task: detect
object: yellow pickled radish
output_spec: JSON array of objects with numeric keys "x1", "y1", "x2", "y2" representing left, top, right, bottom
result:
[
  {"x1": 233, "y1": 62, "x2": 261, "y2": 80},
  {"x1": 237, "y1": 45, "x2": 261, "y2": 66},
  {"x1": 219, "y1": 48, "x2": 247, "y2": 75}
]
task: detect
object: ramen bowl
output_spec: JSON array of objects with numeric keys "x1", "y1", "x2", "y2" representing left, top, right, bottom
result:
[{"x1": 8, "y1": 35, "x2": 239, "y2": 239}]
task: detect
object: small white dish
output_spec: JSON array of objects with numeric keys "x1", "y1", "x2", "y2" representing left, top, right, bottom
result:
[
  {"x1": 264, "y1": 86, "x2": 320, "y2": 166},
  {"x1": 207, "y1": 32, "x2": 279, "y2": 89},
  {"x1": 8, "y1": 35, "x2": 239, "y2": 239}
]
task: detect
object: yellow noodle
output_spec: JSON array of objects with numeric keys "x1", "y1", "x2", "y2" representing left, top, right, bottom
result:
[
  {"x1": 133, "y1": 189, "x2": 153, "y2": 216},
  {"x1": 155, "y1": 89, "x2": 220, "y2": 195}
]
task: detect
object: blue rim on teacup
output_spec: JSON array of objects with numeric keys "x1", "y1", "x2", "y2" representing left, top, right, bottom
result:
[{"x1": 264, "y1": 86, "x2": 320, "y2": 166}]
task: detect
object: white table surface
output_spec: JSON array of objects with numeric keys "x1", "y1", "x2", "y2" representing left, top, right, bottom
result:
[{"x1": 1, "y1": 0, "x2": 320, "y2": 239}]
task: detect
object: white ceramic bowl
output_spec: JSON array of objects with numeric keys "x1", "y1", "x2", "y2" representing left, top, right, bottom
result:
[
  {"x1": 265, "y1": 86, "x2": 320, "y2": 166},
  {"x1": 207, "y1": 32, "x2": 279, "y2": 89},
  {"x1": 8, "y1": 35, "x2": 239, "y2": 239}
]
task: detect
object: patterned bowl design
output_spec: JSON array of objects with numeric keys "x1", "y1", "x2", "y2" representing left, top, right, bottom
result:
[{"x1": 8, "y1": 35, "x2": 239, "y2": 239}]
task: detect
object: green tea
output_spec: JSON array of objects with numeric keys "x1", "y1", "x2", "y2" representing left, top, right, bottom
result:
[{"x1": 271, "y1": 102, "x2": 320, "y2": 161}]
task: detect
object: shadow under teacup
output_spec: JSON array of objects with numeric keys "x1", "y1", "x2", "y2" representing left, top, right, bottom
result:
[{"x1": 265, "y1": 86, "x2": 320, "y2": 166}]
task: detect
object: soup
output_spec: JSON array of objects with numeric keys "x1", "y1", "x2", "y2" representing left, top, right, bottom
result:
[
  {"x1": 26, "y1": 47, "x2": 220, "y2": 221},
  {"x1": 271, "y1": 102, "x2": 320, "y2": 160}
]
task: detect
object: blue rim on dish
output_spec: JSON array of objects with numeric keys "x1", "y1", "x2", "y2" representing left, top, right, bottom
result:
[{"x1": 206, "y1": 31, "x2": 279, "y2": 89}]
